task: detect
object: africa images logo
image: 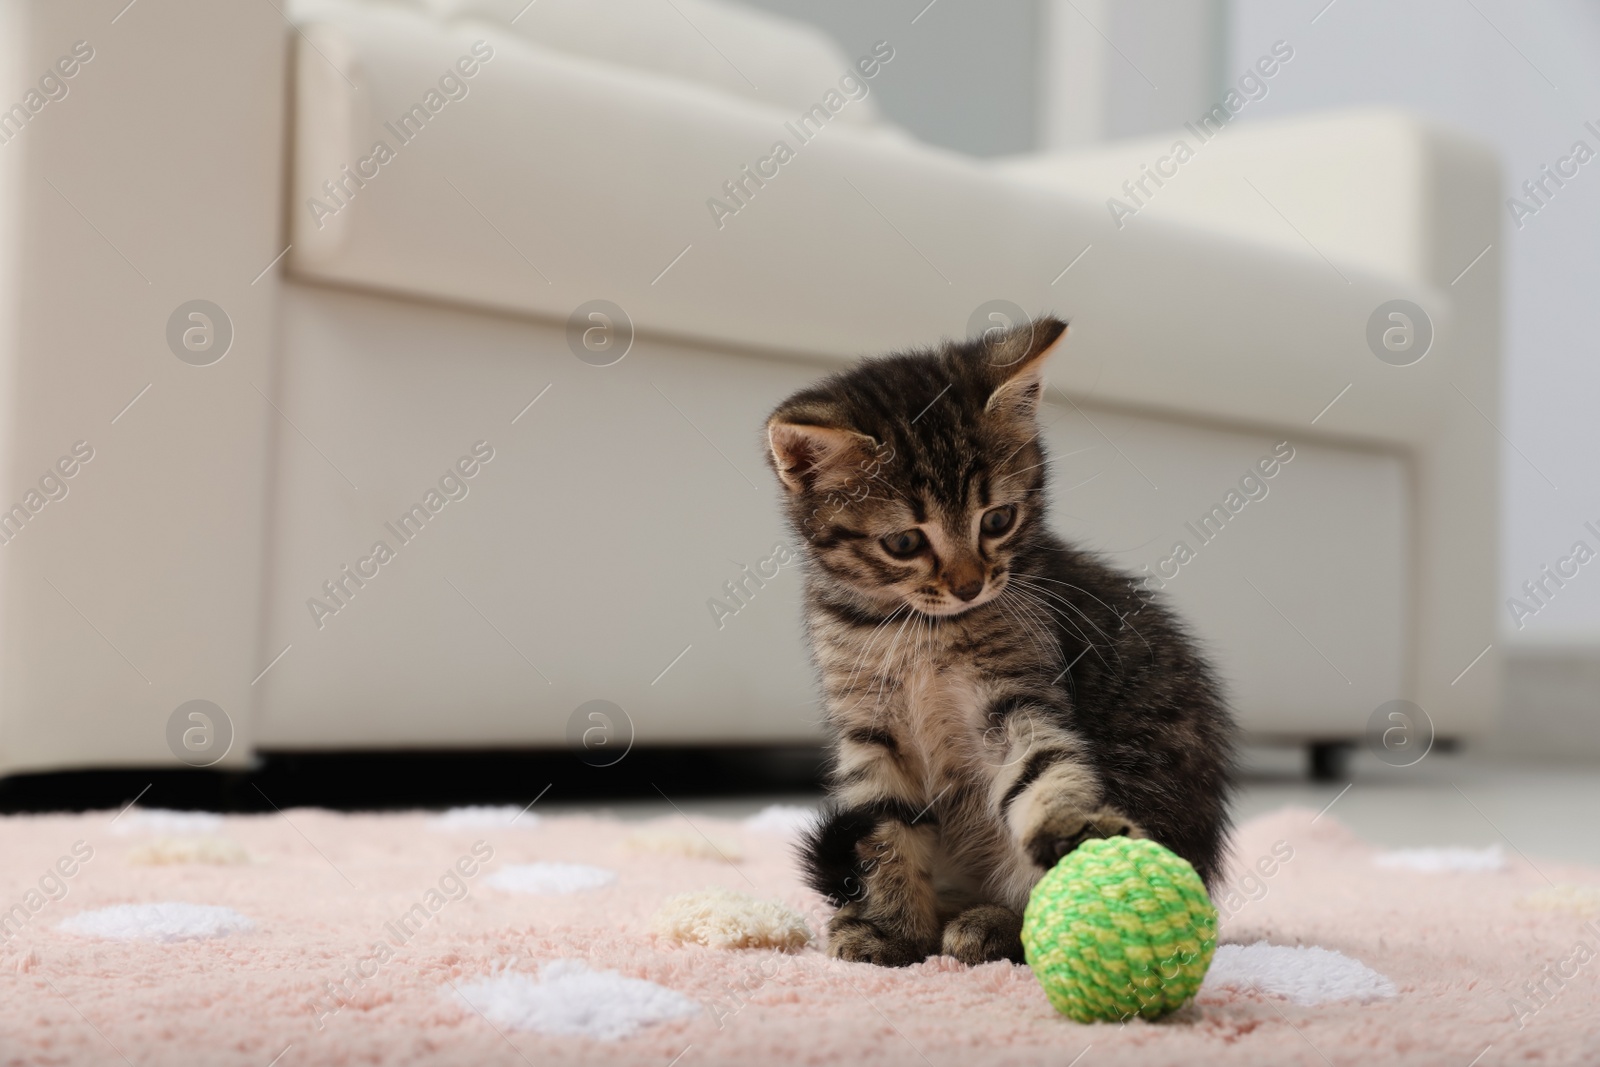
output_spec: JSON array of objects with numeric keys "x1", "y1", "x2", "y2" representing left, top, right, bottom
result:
[{"x1": 306, "y1": 442, "x2": 495, "y2": 630}]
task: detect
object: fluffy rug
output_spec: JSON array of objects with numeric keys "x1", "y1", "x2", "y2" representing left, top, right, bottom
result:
[{"x1": 2, "y1": 803, "x2": 1597, "y2": 1066}]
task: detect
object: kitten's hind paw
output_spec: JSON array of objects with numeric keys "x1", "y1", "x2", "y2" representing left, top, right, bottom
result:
[
  {"x1": 941, "y1": 904, "x2": 1024, "y2": 965},
  {"x1": 827, "y1": 916, "x2": 933, "y2": 967},
  {"x1": 1024, "y1": 807, "x2": 1143, "y2": 870}
]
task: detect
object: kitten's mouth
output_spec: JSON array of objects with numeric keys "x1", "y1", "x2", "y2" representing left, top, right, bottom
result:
[
  {"x1": 914, "y1": 574, "x2": 1008, "y2": 617},
  {"x1": 920, "y1": 599, "x2": 987, "y2": 617}
]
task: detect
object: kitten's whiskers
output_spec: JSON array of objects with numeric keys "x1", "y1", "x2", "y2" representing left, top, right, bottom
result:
[
  {"x1": 1005, "y1": 581, "x2": 1118, "y2": 674},
  {"x1": 1016, "y1": 573, "x2": 1154, "y2": 662},
  {"x1": 995, "y1": 594, "x2": 1059, "y2": 669},
  {"x1": 841, "y1": 603, "x2": 909, "y2": 697}
]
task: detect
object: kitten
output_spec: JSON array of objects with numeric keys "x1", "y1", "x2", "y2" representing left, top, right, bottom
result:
[{"x1": 765, "y1": 316, "x2": 1233, "y2": 967}]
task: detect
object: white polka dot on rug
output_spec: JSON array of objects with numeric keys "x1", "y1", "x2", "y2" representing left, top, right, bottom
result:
[
  {"x1": 741, "y1": 804, "x2": 819, "y2": 838},
  {"x1": 427, "y1": 805, "x2": 540, "y2": 831},
  {"x1": 486, "y1": 862, "x2": 616, "y2": 895},
  {"x1": 110, "y1": 808, "x2": 224, "y2": 837},
  {"x1": 60, "y1": 903, "x2": 254, "y2": 942},
  {"x1": 1201, "y1": 942, "x2": 1397, "y2": 1005},
  {"x1": 448, "y1": 961, "x2": 698, "y2": 1040},
  {"x1": 1373, "y1": 845, "x2": 1504, "y2": 872}
]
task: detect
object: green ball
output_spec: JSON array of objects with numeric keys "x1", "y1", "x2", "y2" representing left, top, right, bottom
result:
[{"x1": 1022, "y1": 836, "x2": 1217, "y2": 1023}]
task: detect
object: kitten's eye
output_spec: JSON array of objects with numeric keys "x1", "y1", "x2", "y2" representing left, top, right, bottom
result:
[
  {"x1": 880, "y1": 529, "x2": 927, "y2": 558},
  {"x1": 981, "y1": 505, "x2": 1017, "y2": 536}
]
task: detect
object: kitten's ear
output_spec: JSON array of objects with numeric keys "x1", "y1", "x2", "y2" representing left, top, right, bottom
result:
[
  {"x1": 766, "y1": 418, "x2": 874, "y2": 494},
  {"x1": 984, "y1": 316, "x2": 1068, "y2": 422}
]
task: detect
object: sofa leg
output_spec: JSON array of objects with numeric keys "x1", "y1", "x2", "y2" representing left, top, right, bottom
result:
[{"x1": 1308, "y1": 742, "x2": 1351, "y2": 782}]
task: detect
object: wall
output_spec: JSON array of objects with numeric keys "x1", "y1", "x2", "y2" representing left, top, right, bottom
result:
[
  {"x1": 1228, "y1": 0, "x2": 1600, "y2": 649},
  {"x1": 735, "y1": 0, "x2": 1041, "y2": 156},
  {"x1": 1037, "y1": 0, "x2": 1228, "y2": 148}
]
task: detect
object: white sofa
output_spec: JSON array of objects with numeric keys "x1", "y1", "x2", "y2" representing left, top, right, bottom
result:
[{"x1": 0, "y1": 0, "x2": 1501, "y2": 778}]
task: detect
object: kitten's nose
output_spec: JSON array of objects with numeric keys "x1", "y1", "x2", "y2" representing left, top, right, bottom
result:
[{"x1": 949, "y1": 577, "x2": 985, "y2": 602}]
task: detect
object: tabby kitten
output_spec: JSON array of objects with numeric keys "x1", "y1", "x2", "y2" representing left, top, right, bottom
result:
[{"x1": 765, "y1": 317, "x2": 1233, "y2": 967}]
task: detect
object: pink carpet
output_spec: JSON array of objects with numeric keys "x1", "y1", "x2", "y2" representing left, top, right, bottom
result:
[{"x1": 3, "y1": 803, "x2": 1598, "y2": 1066}]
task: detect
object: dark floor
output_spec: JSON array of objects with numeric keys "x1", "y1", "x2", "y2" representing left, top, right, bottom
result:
[
  {"x1": 8, "y1": 746, "x2": 1600, "y2": 867},
  {"x1": 0, "y1": 746, "x2": 828, "y2": 815}
]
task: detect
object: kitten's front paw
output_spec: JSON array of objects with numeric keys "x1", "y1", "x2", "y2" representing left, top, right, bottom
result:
[
  {"x1": 827, "y1": 916, "x2": 932, "y2": 967},
  {"x1": 941, "y1": 904, "x2": 1024, "y2": 965},
  {"x1": 1024, "y1": 807, "x2": 1143, "y2": 870}
]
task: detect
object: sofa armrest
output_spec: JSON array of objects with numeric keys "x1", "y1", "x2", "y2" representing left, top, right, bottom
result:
[
  {"x1": 0, "y1": 0, "x2": 288, "y2": 776},
  {"x1": 996, "y1": 108, "x2": 1500, "y2": 293},
  {"x1": 1004, "y1": 109, "x2": 1505, "y2": 742}
]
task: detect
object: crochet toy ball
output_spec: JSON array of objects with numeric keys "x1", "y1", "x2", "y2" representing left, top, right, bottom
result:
[{"x1": 1022, "y1": 836, "x2": 1217, "y2": 1023}]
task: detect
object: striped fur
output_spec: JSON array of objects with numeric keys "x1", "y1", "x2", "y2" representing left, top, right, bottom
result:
[{"x1": 772, "y1": 318, "x2": 1235, "y2": 967}]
